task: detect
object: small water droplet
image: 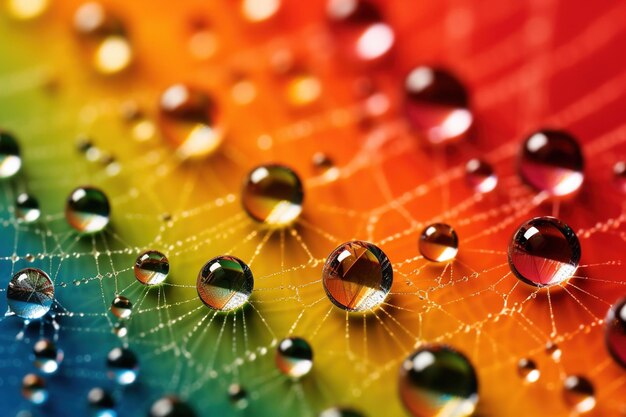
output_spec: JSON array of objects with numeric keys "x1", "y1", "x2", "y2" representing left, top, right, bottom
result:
[
  {"x1": 312, "y1": 152, "x2": 339, "y2": 181},
  {"x1": 22, "y1": 373, "x2": 48, "y2": 404},
  {"x1": 228, "y1": 384, "x2": 248, "y2": 409},
  {"x1": 33, "y1": 339, "x2": 63, "y2": 374},
  {"x1": 545, "y1": 342, "x2": 562, "y2": 361},
  {"x1": 0, "y1": 130, "x2": 22, "y2": 178},
  {"x1": 87, "y1": 387, "x2": 116, "y2": 417},
  {"x1": 517, "y1": 358, "x2": 540, "y2": 383},
  {"x1": 7, "y1": 268, "x2": 54, "y2": 319},
  {"x1": 563, "y1": 375, "x2": 595, "y2": 413},
  {"x1": 275, "y1": 337, "x2": 313, "y2": 379},
  {"x1": 149, "y1": 396, "x2": 196, "y2": 417},
  {"x1": 110, "y1": 295, "x2": 132, "y2": 319},
  {"x1": 15, "y1": 193, "x2": 41, "y2": 223},
  {"x1": 605, "y1": 297, "x2": 626, "y2": 368},
  {"x1": 465, "y1": 159, "x2": 497, "y2": 193},
  {"x1": 196, "y1": 256, "x2": 254, "y2": 311},
  {"x1": 188, "y1": 21, "x2": 218, "y2": 60},
  {"x1": 65, "y1": 186, "x2": 111, "y2": 234},
  {"x1": 285, "y1": 71, "x2": 322, "y2": 107},
  {"x1": 113, "y1": 322, "x2": 127, "y2": 338},
  {"x1": 613, "y1": 161, "x2": 626, "y2": 193},
  {"x1": 106, "y1": 347, "x2": 139, "y2": 385},
  {"x1": 419, "y1": 223, "x2": 459, "y2": 262},
  {"x1": 241, "y1": 0, "x2": 281, "y2": 22},
  {"x1": 134, "y1": 250, "x2": 169, "y2": 286}
]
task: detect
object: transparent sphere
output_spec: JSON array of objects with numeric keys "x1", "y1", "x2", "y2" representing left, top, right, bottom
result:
[
  {"x1": 517, "y1": 358, "x2": 540, "y2": 383},
  {"x1": 322, "y1": 240, "x2": 393, "y2": 312},
  {"x1": 404, "y1": 67, "x2": 472, "y2": 145},
  {"x1": 158, "y1": 84, "x2": 223, "y2": 159},
  {"x1": 197, "y1": 255, "x2": 254, "y2": 311},
  {"x1": 15, "y1": 193, "x2": 41, "y2": 223},
  {"x1": 65, "y1": 186, "x2": 111, "y2": 234},
  {"x1": 110, "y1": 295, "x2": 132, "y2": 319},
  {"x1": 0, "y1": 130, "x2": 22, "y2": 178},
  {"x1": 419, "y1": 223, "x2": 459, "y2": 262},
  {"x1": 242, "y1": 164, "x2": 304, "y2": 227},
  {"x1": 106, "y1": 347, "x2": 139, "y2": 385},
  {"x1": 508, "y1": 217, "x2": 580, "y2": 287},
  {"x1": 149, "y1": 396, "x2": 197, "y2": 417},
  {"x1": 399, "y1": 345, "x2": 478, "y2": 417},
  {"x1": 465, "y1": 159, "x2": 497, "y2": 193},
  {"x1": 87, "y1": 387, "x2": 116, "y2": 417},
  {"x1": 519, "y1": 129, "x2": 584, "y2": 197},
  {"x1": 276, "y1": 337, "x2": 313, "y2": 379},
  {"x1": 228, "y1": 384, "x2": 248, "y2": 409},
  {"x1": 33, "y1": 339, "x2": 63, "y2": 374},
  {"x1": 22, "y1": 373, "x2": 48, "y2": 405},
  {"x1": 605, "y1": 297, "x2": 626, "y2": 368},
  {"x1": 7, "y1": 268, "x2": 54, "y2": 319},
  {"x1": 134, "y1": 250, "x2": 169, "y2": 285},
  {"x1": 563, "y1": 375, "x2": 595, "y2": 413}
]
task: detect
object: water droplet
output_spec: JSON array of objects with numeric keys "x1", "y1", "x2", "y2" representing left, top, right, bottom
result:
[
  {"x1": 87, "y1": 387, "x2": 116, "y2": 417},
  {"x1": 242, "y1": 164, "x2": 304, "y2": 226},
  {"x1": 322, "y1": 240, "x2": 392, "y2": 312},
  {"x1": 517, "y1": 358, "x2": 540, "y2": 383},
  {"x1": 197, "y1": 256, "x2": 254, "y2": 311},
  {"x1": 563, "y1": 375, "x2": 595, "y2": 413},
  {"x1": 419, "y1": 223, "x2": 459, "y2": 262},
  {"x1": 33, "y1": 339, "x2": 63, "y2": 374},
  {"x1": 465, "y1": 159, "x2": 497, "y2": 193},
  {"x1": 15, "y1": 193, "x2": 41, "y2": 223},
  {"x1": 0, "y1": 130, "x2": 22, "y2": 178},
  {"x1": 327, "y1": 0, "x2": 394, "y2": 62},
  {"x1": 519, "y1": 129, "x2": 584, "y2": 197},
  {"x1": 613, "y1": 161, "x2": 626, "y2": 193},
  {"x1": 312, "y1": 153, "x2": 339, "y2": 181},
  {"x1": 110, "y1": 295, "x2": 132, "y2": 319},
  {"x1": 188, "y1": 21, "x2": 218, "y2": 60},
  {"x1": 149, "y1": 396, "x2": 196, "y2": 417},
  {"x1": 134, "y1": 250, "x2": 169, "y2": 285},
  {"x1": 22, "y1": 374, "x2": 48, "y2": 404},
  {"x1": 545, "y1": 342, "x2": 562, "y2": 361},
  {"x1": 319, "y1": 407, "x2": 365, "y2": 417},
  {"x1": 106, "y1": 347, "x2": 139, "y2": 385},
  {"x1": 285, "y1": 71, "x2": 322, "y2": 107},
  {"x1": 241, "y1": 0, "x2": 281, "y2": 22},
  {"x1": 7, "y1": 268, "x2": 54, "y2": 319},
  {"x1": 605, "y1": 297, "x2": 626, "y2": 368},
  {"x1": 399, "y1": 345, "x2": 478, "y2": 417},
  {"x1": 404, "y1": 67, "x2": 472, "y2": 145},
  {"x1": 276, "y1": 337, "x2": 313, "y2": 379},
  {"x1": 158, "y1": 84, "x2": 223, "y2": 160},
  {"x1": 508, "y1": 216, "x2": 580, "y2": 287},
  {"x1": 6, "y1": 0, "x2": 49, "y2": 20},
  {"x1": 65, "y1": 186, "x2": 111, "y2": 234},
  {"x1": 112, "y1": 322, "x2": 127, "y2": 338},
  {"x1": 228, "y1": 384, "x2": 248, "y2": 409}
]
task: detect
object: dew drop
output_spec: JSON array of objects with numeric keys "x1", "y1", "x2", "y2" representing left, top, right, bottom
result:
[
  {"x1": 6, "y1": 0, "x2": 49, "y2": 20},
  {"x1": 319, "y1": 407, "x2": 365, "y2": 417},
  {"x1": 0, "y1": 130, "x2": 22, "y2": 179},
  {"x1": 519, "y1": 129, "x2": 584, "y2": 197},
  {"x1": 134, "y1": 250, "x2": 169, "y2": 286},
  {"x1": 563, "y1": 375, "x2": 595, "y2": 413},
  {"x1": 517, "y1": 358, "x2": 540, "y2": 383},
  {"x1": 87, "y1": 387, "x2": 116, "y2": 417},
  {"x1": 419, "y1": 223, "x2": 459, "y2": 262},
  {"x1": 228, "y1": 384, "x2": 248, "y2": 409},
  {"x1": 312, "y1": 152, "x2": 339, "y2": 181},
  {"x1": 22, "y1": 373, "x2": 48, "y2": 405},
  {"x1": 605, "y1": 297, "x2": 626, "y2": 368},
  {"x1": 613, "y1": 161, "x2": 626, "y2": 193},
  {"x1": 106, "y1": 347, "x2": 139, "y2": 385},
  {"x1": 508, "y1": 216, "x2": 580, "y2": 287},
  {"x1": 113, "y1": 322, "x2": 127, "y2": 338},
  {"x1": 465, "y1": 159, "x2": 497, "y2": 193},
  {"x1": 65, "y1": 186, "x2": 111, "y2": 234},
  {"x1": 149, "y1": 396, "x2": 196, "y2": 417},
  {"x1": 404, "y1": 67, "x2": 472, "y2": 145},
  {"x1": 110, "y1": 295, "x2": 132, "y2": 319},
  {"x1": 158, "y1": 84, "x2": 223, "y2": 160},
  {"x1": 15, "y1": 193, "x2": 41, "y2": 223},
  {"x1": 545, "y1": 342, "x2": 562, "y2": 361},
  {"x1": 196, "y1": 256, "x2": 254, "y2": 311},
  {"x1": 241, "y1": 0, "x2": 281, "y2": 22},
  {"x1": 7, "y1": 268, "x2": 54, "y2": 319},
  {"x1": 33, "y1": 339, "x2": 63, "y2": 374},
  {"x1": 322, "y1": 240, "x2": 392, "y2": 312},
  {"x1": 276, "y1": 337, "x2": 313, "y2": 379},
  {"x1": 242, "y1": 164, "x2": 304, "y2": 226},
  {"x1": 399, "y1": 345, "x2": 478, "y2": 417}
]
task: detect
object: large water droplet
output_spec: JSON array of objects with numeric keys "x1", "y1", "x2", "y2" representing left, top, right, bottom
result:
[
  {"x1": 465, "y1": 159, "x2": 497, "y2": 193},
  {"x1": 7, "y1": 268, "x2": 54, "y2": 319},
  {"x1": 319, "y1": 407, "x2": 365, "y2": 417},
  {"x1": 419, "y1": 223, "x2": 459, "y2": 262},
  {"x1": 508, "y1": 216, "x2": 580, "y2": 287},
  {"x1": 87, "y1": 387, "x2": 116, "y2": 417},
  {"x1": 149, "y1": 396, "x2": 196, "y2": 417},
  {"x1": 242, "y1": 164, "x2": 304, "y2": 226},
  {"x1": 65, "y1": 186, "x2": 111, "y2": 234},
  {"x1": 404, "y1": 67, "x2": 472, "y2": 145},
  {"x1": 605, "y1": 297, "x2": 626, "y2": 368},
  {"x1": 33, "y1": 339, "x2": 63, "y2": 374},
  {"x1": 22, "y1": 374, "x2": 48, "y2": 404},
  {"x1": 519, "y1": 129, "x2": 584, "y2": 197},
  {"x1": 517, "y1": 358, "x2": 539, "y2": 383},
  {"x1": 399, "y1": 345, "x2": 478, "y2": 417},
  {"x1": 563, "y1": 375, "x2": 595, "y2": 413},
  {"x1": 276, "y1": 337, "x2": 313, "y2": 379},
  {"x1": 322, "y1": 240, "x2": 392, "y2": 312},
  {"x1": 197, "y1": 256, "x2": 254, "y2": 311},
  {"x1": 158, "y1": 84, "x2": 223, "y2": 160},
  {"x1": 106, "y1": 347, "x2": 139, "y2": 385},
  {"x1": 134, "y1": 250, "x2": 169, "y2": 285},
  {"x1": 228, "y1": 384, "x2": 248, "y2": 409},
  {"x1": 0, "y1": 130, "x2": 22, "y2": 178},
  {"x1": 15, "y1": 193, "x2": 41, "y2": 223},
  {"x1": 110, "y1": 295, "x2": 132, "y2": 319}
]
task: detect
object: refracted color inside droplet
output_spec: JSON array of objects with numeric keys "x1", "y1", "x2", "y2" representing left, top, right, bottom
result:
[
  {"x1": 419, "y1": 223, "x2": 459, "y2": 262},
  {"x1": 134, "y1": 250, "x2": 169, "y2": 285},
  {"x1": 88, "y1": 387, "x2": 116, "y2": 417},
  {"x1": 613, "y1": 161, "x2": 626, "y2": 193},
  {"x1": 0, "y1": 130, "x2": 22, "y2": 178},
  {"x1": 327, "y1": 0, "x2": 395, "y2": 62},
  {"x1": 22, "y1": 374, "x2": 48, "y2": 405},
  {"x1": 517, "y1": 358, "x2": 540, "y2": 383},
  {"x1": 158, "y1": 84, "x2": 223, "y2": 159},
  {"x1": 107, "y1": 347, "x2": 139, "y2": 385},
  {"x1": 149, "y1": 396, "x2": 197, "y2": 417},
  {"x1": 322, "y1": 240, "x2": 393, "y2": 312},
  {"x1": 33, "y1": 339, "x2": 63, "y2": 374},
  {"x1": 465, "y1": 159, "x2": 497, "y2": 193},
  {"x1": 285, "y1": 72, "x2": 322, "y2": 107},
  {"x1": 7, "y1": 268, "x2": 54, "y2": 320},
  {"x1": 399, "y1": 344, "x2": 478, "y2": 417},
  {"x1": 312, "y1": 152, "x2": 340, "y2": 181},
  {"x1": 276, "y1": 337, "x2": 314, "y2": 379},
  {"x1": 242, "y1": 164, "x2": 304, "y2": 226},
  {"x1": 241, "y1": 0, "x2": 281, "y2": 22},
  {"x1": 196, "y1": 256, "x2": 254, "y2": 311},
  {"x1": 15, "y1": 193, "x2": 41, "y2": 223},
  {"x1": 404, "y1": 66, "x2": 472, "y2": 145},
  {"x1": 228, "y1": 384, "x2": 249, "y2": 409},
  {"x1": 605, "y1": 297, "x2": 626, "y2": 369},
  {"x1": 65, "y1": 186, "x2": 111, "y2": 234},
  {"x1": 508, "y1": 216, "x2": 580, "y2": 287},
  {"x1": 110, "y1": 295, "x2": 132, "y2": 319},
  {"x1": 519, "y1": 129, "x2": 584, "y2": 197},
  {"x1": 319, "y1": 407, "x2": 365, "y2": 417},
  {"x1": 6, "y1": 0, "x2": 49, "y2": 20},
  {"x1": 545, "y1": 342, "x2": 562, "y2": 361},
  {"x1": 563, "y1": 375, "x2": 596, "y2": 413}
]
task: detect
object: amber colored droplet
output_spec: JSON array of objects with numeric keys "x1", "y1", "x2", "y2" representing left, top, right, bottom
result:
[
  {"x1": 517, "y1": 358, "x2": 540, "y2": 383},
  {"x1": 134, "y1": 250, "x2": 169, "y2": 286},
  {"x1": 563, "y1": 375, "x2": 595, "y2": 413},
  {"x1": 419, "y1": 223, "x2": 459, "y2": 262},
  {"x1": 196, "y1": 256, "x2": 254, "y2": 311},
  {"x1": 465, "y1": 159, "x2": 497, "y2": 193},
  {"x1": 110, "y1": 295, "x2": 132, "y2": 319},
  {"x1": 605, "y1": 297, "x2": 626, "y2": 368}
]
